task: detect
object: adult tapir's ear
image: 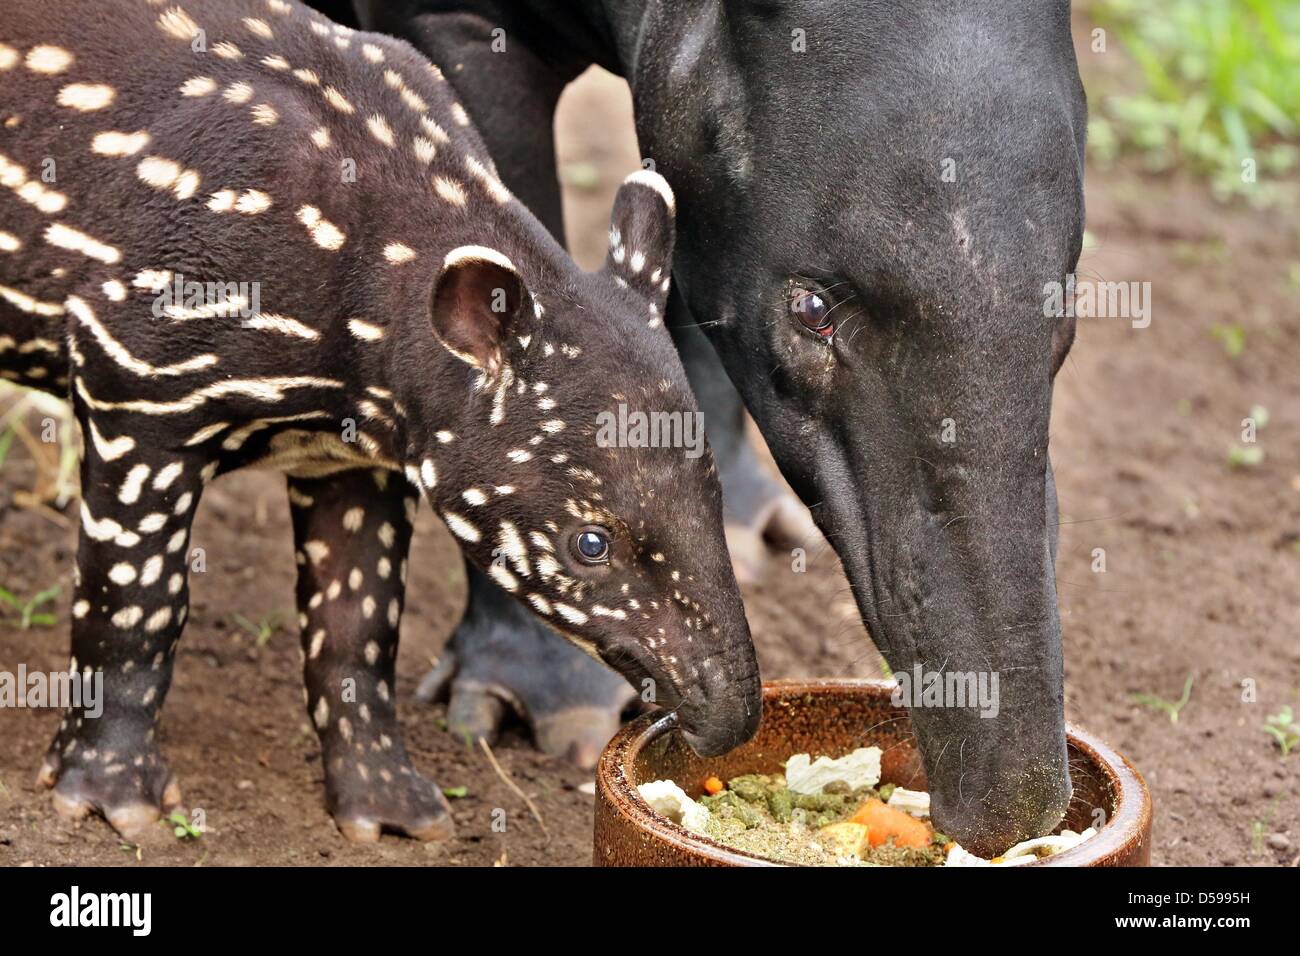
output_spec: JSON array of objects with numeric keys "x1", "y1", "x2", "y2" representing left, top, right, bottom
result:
[
  {"x1": 604, "y1": 170, "x2": 677, "y2": 311},
  {"x1": 431, "y1": 245, "x2": 535, "y2": 376}
]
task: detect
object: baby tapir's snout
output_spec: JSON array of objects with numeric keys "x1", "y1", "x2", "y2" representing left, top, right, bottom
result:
[{"x1": 596, "y1": 552, "x2": 762, "y2": 758}]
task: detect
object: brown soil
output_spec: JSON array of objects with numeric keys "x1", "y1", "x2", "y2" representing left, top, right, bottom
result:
[{"x1": 2, "y1": 49, "x2": 1297, "y2": 868}]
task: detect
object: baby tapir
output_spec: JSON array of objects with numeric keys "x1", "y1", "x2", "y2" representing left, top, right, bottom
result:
[{"x1": 0, "y1": 0, "x2": 761, "y2": 843}]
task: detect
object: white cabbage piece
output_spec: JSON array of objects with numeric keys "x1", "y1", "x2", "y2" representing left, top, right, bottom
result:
[
  {"x1": 1000, "y1": 827, "x2": 1098, "y2": 861},
  {"x1": 784, "y1": 747, "x2": 882, "y2": 794},
  {"x1": 885, "y1": 787, "x2": 931, "y2": 817},
  {"x1": 944, "y1": 827, "x2": 1098, "y2": 866},
  {"x1": 637, "y1": 779, "x2": 710, "y2": 834}
]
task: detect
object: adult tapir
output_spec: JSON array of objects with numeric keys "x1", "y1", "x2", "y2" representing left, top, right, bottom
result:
[{"x1": 341, "y1": 0, "x2": 1088, "y2": 856}]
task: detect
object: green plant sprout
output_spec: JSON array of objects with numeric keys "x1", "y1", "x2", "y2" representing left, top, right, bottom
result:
[
  {"x1": 1131, "y1": 673, "x2": 1195, "y2": 723},
  {"x1": 162, "y1": 810, "x2": 202, "y2": 840},
  {"x1": 1250, "y1": 795, "x2": 1283, "y2": 855},
  {"x1": 1210, "y1": 324, "x2": 1245, "y2": 357},
  {"x1": 233, "y1": 611, "x2": 284, "y2": 647},
  {"x1": 1227, "y1": 445, "x2": 1265, "y2": 468},
  {"x1": 1262, "y1": 706, "x2": 1299, "y2": 756},
  {"x1": 0, "y1": 584, "x2": 61, "y2": 630}
]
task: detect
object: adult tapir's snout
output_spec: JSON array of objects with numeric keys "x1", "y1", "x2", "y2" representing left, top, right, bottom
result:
[{"x1": 811, "y1": 315, "x2": 1074, "y2": 856}]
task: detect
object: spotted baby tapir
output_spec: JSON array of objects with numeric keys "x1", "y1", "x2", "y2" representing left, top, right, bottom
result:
[{"x1": 0, "y1": 0, "x2": 762, "y2": 843}]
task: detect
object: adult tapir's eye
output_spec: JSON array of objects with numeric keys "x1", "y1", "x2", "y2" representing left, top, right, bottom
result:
[
  {"x1": 574, "y1": 527, "x2": 612, "y2": 564},
  {"x1": 790, "y1": 287, "x2": 835, "y2": 338}
]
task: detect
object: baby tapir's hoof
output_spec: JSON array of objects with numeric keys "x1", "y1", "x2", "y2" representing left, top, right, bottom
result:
[
  {"x1": 38, "y1": 750, "x2": 183, "y2": 845},
  {"x1": 327, "y1": 762, "x2": 455, "y2": 844}
]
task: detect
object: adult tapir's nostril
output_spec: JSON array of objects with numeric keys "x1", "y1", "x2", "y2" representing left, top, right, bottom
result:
[{"x1": 928, "y1": 758, "x2": 1073, "y2": 858}]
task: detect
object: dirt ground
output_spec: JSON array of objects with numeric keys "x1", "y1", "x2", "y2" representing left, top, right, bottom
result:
[{"x1": 2, "y1": 34, "x2": 1297, "y2": 869}]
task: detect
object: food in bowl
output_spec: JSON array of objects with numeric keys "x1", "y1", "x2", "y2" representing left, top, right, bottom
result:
[{"x1": 637, "y1": 746, "x2": 1096, "y2": 867}]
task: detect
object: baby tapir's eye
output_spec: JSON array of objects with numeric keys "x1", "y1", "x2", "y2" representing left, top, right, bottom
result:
[
  {"x1": 790, "y1": 286, "x2": 834, "y2": 338},
  {"x1": 573, "y1": 528, "x2": 612, "y2": 564}
]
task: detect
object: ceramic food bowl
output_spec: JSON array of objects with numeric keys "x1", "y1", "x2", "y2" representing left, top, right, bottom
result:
[{"x1": 594, "y1": 678, "x2": 1152, "y2": 866}]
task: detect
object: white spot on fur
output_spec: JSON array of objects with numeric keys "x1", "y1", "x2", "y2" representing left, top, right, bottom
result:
[
  {"x1": 88, "y1": 420, "x2": 134, "y2": 462},
  {"x1": 44, "y1": 224, "x2": 120, "y2": 263},
  {"x1": 24, "y1": 45, "x2": 73, "y2": 74},
  {"x1": 555, "y1": 603, "x2": 589, "y2": 626},
  {"x1": 488, "y1": 564, "x2": 519, "y2": 592},
  {"x1": 250, "y1": 103, "x2": 279, "y2": 125},
  {"x1": 383, "y1": 242, "x2": 416, "y2": 264},
  {"x1": 366, "y1": 114, "x2": 395, "y2": 147},
  {"x1": 348, "y1": 319, "x2": 383, "y2": 341},
  {"x1": 118, "y1": 464, "x2": 151, "y2": 504},
  {"x1": 296, "y1": 205, "x2": 345, "y2": 250},
  {"x1": 57, "y1": 84, "x2": 116, "y2": 112},
  {"x1": 140, "y1": 555, "x2": 164, "y2": 587},
  {"x1": 179, "y1": 76, "x2": 217, "y2": 97},
  {"x1": 412, "y1": 136, "x2": 436, "y2": 164},
  {"x1": 109, "y1": 562, "x2": 137, "y2": 586},
  {"x1": 465, "y1": 156, "x2": 511, "y2": 203},
  {"x1": 244, "y1": 312, "x2": 319, "y2": 340},
  {"x1": 442, "y1": 512, "x2": 480, "y2": 543},
  {"x1": 92, "y1": 131, "x2": 151, "y2": 157},
  {"x1": 242, "y1": 16, "x2": 274, "y2": 39},
  {"x1": 136, "y1": 156, "x2": 201, "y2": 200},
  {"x1": 322, "y1": 86, "x2": 355, "y2": 114},
  {"x1": 112, "y1": 606, "x2": 143, "y2": 629},
  {"x1": 152, "y1": 462, "x2": 184, "y2": 490},
  {"x1": 157, "y1": 7, "x2": 201, "y2": 42},
  {"x1": 223, "y1": 81, "x2": 254, "y2": 104},
  {"x1": 433, "y1": 177, "x2": 467, "y2": 206}
]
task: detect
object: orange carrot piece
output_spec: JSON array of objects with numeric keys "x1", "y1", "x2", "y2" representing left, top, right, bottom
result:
[
  {"x1": 849, "y1": 798, "x2": 932, "y2": 848},
  {"x1": 703, "y1": 776, "x2": 724, "y2": 795}
]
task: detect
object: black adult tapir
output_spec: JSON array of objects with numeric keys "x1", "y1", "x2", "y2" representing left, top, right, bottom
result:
[{"x1": 340, "y1": 0, "x2": 1089, "y2": 856}]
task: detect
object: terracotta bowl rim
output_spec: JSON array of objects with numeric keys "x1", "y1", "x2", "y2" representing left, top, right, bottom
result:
[{"x1": 596, "y1": 677, "x2": 1152, "y2": 867}]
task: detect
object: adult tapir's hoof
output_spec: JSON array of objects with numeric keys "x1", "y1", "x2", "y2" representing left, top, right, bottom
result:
[
  {"x1": 329, "y1": 768, "x2": 456, "y2": 844},
  {"x1": 724, "y1": 493, "x2": 824, "y2": 584},
  {"x1": 416, "y1": 620, "x2": 639, "y2": 770},
  {"x1": 38, "y1": 751, "x2": 183, "y2": 845}
]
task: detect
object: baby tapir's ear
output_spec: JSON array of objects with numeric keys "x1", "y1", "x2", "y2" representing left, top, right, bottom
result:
[
  {"x1": 431, "y1": 246, "x2": 535, "y2": 376},
  {"x1": 605, "y1": 170, "x2": 677, "y2": 312}
]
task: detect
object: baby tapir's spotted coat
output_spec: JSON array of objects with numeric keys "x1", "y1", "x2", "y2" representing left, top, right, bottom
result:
[{"x1": 0, "y1": 0, "x2": 760, "y2": 843}]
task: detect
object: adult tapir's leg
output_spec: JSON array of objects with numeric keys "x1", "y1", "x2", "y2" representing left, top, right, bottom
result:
[
  {"x1": 664, "y1": 289, "x2": 821, "y2": 582},
  {"x1": 287, "y1": 470, "x2": 453, "y2": 843},
  {"x1": 355, "y1": 1, "x2": 574, "y2": 236},
  {"x1": 416, "y1": 569, "x2": 641, "y2": 767},
  {"x1": 39, "y1": 418, "x2": 209, "y2": 841},
  {"x1": 356, "y1": 1, "x2": 639, "y2": 765}
]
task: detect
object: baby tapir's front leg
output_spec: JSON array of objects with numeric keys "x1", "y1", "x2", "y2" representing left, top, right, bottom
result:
[
  {"x1": 287, "y1": 470, "x2": 453, "y2": 843},
  {"x1": 38, "y1": 425, "x2": 209, "y2": 840}
]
